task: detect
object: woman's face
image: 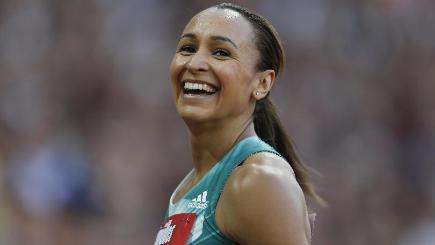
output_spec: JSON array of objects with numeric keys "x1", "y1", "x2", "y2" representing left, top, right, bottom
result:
[{"x1": 170, "y1": 8, "x2": 261, "y2": 124}]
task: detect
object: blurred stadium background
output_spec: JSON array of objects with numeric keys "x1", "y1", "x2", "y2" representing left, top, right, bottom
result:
[{"x1": 0, "y1": 0, "x2": 434, "y2": 244}]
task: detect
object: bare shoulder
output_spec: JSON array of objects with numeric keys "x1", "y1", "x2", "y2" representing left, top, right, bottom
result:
[{"x1": 216, "y1": 152, "x2": 311, "y2": 245}]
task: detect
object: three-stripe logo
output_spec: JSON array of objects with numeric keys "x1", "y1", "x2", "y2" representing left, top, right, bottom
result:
[{"x1": 188, "y1": 190, "x2": 208, "y2": 209}]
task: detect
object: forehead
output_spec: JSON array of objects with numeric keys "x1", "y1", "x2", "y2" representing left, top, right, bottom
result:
[{"x1": 182, "y1": 8, "x2": 255, "y2": 45}]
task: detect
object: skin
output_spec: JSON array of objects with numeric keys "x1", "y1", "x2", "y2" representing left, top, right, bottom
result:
[{"x1": 170, "y1": 7, "x2": 311, "y2": 245}]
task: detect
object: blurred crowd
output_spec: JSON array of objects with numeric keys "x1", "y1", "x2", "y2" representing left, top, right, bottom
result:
[{"x1": 0, "y1": 0, "x2": 434, "y2": 244}]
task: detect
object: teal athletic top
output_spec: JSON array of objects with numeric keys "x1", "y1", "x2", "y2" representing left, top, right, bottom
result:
[{"x1": 154, "y1": 136, "x2": 280, "y2": 245}]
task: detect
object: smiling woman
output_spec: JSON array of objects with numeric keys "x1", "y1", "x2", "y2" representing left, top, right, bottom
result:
[{"x1": 155, "y1": 3, "x2": 321, "y2": 245}]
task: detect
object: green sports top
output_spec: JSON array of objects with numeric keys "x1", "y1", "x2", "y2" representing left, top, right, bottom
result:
[{"x1": 154, "y1": 136, "x2": 280, "y2": 245}]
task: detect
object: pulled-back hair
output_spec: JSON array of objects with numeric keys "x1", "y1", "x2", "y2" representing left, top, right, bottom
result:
[{"x1": 215, "y1": 3, "x2": 323, "y2": 204}]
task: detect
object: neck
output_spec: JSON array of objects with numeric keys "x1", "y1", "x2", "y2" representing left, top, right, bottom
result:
[{"x1": 187, "y1": 116, "x2": 256, "y2": 177}]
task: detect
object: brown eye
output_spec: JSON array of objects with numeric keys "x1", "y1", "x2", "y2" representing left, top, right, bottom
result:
[
  {"x1": 178, "y1": 45, "x2": 196, "y2": 55},
  {"x1": 212, "y1": 48, "x2": 230, "y2": 57}
]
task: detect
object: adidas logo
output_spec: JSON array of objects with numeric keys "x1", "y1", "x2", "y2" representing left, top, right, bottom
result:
[
  {"x1": 188, "y1": 190, "x2": 208, "y2": 209},
  {"x1": 154, "y1": 220, "x2": 176, "y2": 245}
]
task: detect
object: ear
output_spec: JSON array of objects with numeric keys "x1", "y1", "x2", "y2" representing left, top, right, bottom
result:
[{"x1": 252, "y1": 69, "x2": 275, "y2": 100}]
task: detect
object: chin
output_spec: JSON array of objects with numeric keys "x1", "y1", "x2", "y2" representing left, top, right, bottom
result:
[{"x1": 177, "y1": 108, "x2": 214, "y2": 125}]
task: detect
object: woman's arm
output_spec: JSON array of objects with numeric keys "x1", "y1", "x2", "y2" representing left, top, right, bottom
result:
[{"x1": 216, "y1": 152, "x2": 312, "y2": 245}]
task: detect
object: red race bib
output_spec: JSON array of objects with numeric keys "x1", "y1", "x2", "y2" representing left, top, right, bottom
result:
[{"x1": 154, "y1": 213, "x2": 197, "y2": 245}]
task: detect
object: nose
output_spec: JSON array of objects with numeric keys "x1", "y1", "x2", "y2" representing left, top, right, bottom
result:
[{"x1": 186, "y1": 50, "x2": 209, "y2": 73}]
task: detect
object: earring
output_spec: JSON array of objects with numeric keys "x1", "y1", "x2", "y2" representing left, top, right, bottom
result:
[{"x1": 255, "y1": 91, "x2": 260, "y2": 96}]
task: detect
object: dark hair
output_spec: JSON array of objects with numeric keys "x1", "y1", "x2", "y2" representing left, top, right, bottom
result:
[{"x1": 215, "y1": 3, "x2": 324, "y2": 204}]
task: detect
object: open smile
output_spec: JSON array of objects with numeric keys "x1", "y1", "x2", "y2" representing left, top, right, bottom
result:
[{"x1": 181, "y1": 79, "x2": 219, "y2": 97}]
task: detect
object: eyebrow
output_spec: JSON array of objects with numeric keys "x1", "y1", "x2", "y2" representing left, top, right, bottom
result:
[{"x1": 180, "y1": 33, "x2": 238, "y2": 49}]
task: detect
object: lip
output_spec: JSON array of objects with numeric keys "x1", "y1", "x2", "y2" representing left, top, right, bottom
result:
[{"x1": 182, "y1": 93, "x2": 217, "y2": 99}]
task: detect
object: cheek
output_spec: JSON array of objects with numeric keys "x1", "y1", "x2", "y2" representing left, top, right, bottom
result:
[
  {"x1": 169, "y1": 56, "x2": 186, "y2": 100},
  {"x1": 169, "y1": 55, "x2": 186, "y2": 83},
  {"x1": 216, "y1": 64, "x2": 254, "y2": 93}
]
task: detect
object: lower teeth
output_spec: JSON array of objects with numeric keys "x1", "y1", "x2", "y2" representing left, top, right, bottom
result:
[{"x1": 184, "y1": 90, "x2": 215, "y2": 95}]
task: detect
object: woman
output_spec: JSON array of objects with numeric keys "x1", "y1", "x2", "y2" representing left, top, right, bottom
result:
[{"x1": 155, "y1": 3, "x2": 321, "y2": 245}]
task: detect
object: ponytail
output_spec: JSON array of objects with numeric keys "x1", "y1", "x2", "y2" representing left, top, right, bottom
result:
[
  {"x1": 254, "y1": 97, "x2": 325, "y2": 205},
  {"x1": 216, "y1": 2, "x2": 324, "y2": 205}
]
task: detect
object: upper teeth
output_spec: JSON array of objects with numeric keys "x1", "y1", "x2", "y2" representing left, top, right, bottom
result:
[{"x1": 184, "y1": 82, "x2": 216, "y2": 93}]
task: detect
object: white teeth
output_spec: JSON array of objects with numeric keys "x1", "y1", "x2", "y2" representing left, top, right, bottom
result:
[{"x1": 183, "y1": 82, "x2": 217, "y2": 93}]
